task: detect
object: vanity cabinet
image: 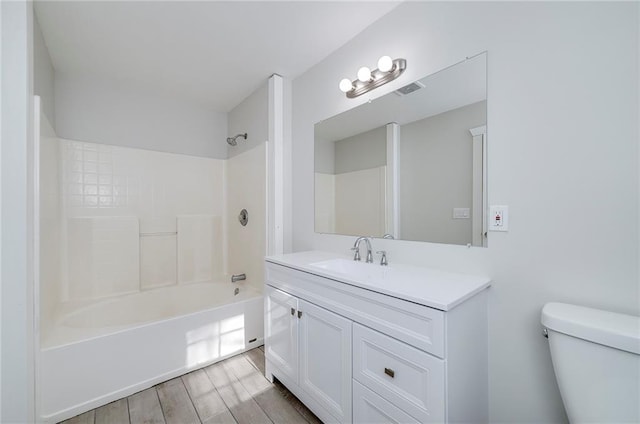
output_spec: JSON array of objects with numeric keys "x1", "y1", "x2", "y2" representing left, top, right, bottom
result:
[
  {"x1": 265, "y1": 285, "x2": 352, "y2": 423},
  {"x1": 265, "y1": 252, "x2": 490, "y2": 424}
]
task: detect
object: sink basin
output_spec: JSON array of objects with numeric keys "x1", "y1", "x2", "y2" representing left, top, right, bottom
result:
[{"x1": 310, "y1": 258, "x2": 391, "y2": 281}]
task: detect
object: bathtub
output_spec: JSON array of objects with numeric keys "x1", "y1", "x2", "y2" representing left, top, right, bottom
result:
[{"x1": 39, "y1": 281, "x2": 264, "y2": 423}]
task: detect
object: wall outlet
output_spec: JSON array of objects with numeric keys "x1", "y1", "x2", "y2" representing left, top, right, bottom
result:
[{"x1": 489, "y1": 205, "x2": 509, "y2": 231}]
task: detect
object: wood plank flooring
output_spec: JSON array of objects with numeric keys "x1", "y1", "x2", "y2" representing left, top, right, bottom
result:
[{"x1": 60, "y1": 346, "x2": 321, "y2": 424}]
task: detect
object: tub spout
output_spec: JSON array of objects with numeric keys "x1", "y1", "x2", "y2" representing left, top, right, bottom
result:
[{"x1": 231, "y1": 274, "x2": 246, "y2": 283}]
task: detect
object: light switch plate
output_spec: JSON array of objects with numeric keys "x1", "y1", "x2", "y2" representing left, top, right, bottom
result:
[
  {"x1": 453, "y1": 208, "x2": 470, "y2": 219},
  {"x1": 489, "y1": 205, "x2": 509, "y2": 231}
]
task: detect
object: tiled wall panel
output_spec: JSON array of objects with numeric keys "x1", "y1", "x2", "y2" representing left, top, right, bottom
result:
[
  {"x1": 140, "y1": 234, "x2": 177, "y2": 289},
  {"x1": 67, "y1": 217, "x2": 139, "y2": 299},
  {"x1": 177, "y1": 215, "x2": 224, "y2": 284},
  {"x1": 58, "y1": 139, "x2": 225, "y2": 301}
]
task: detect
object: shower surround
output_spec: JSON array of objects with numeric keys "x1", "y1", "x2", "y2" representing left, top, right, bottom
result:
[{"x1": 38, "y1": 114, "x2": 267, "y2": 421}]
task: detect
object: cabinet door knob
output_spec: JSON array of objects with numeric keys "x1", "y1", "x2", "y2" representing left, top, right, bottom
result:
[
  {"x1": 384, "y1": 368, "x2": 395, "y2": 378},
  {"x1": 291, "y1": 308, "x2": 295, "y2": 316},
  {"x1": 297, "y1": 310, "x2": 302, "y2": 319}
]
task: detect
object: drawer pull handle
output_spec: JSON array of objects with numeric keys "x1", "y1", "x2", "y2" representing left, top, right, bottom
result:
[
  {"x1": 298, "y1": 310, "x2": 303, "y2": 319},
  {"x1": 291, "y1": 308, "x2": 295, "y2": 316},
  {"x1": 384, "y1": 368, "x2": 395, "y2": 378}
]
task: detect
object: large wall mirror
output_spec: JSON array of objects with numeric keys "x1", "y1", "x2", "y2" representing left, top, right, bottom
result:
[{"x1": 314, "y1": 53, "x2": 487, "y2": 246}]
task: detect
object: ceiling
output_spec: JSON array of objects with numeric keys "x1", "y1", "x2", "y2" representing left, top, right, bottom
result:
[{"x1": 34, "y1": 1, "x2": 401, "y2": 112}]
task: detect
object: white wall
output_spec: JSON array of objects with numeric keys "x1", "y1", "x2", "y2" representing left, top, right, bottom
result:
[
  {"x1": 33, "y1": 14, "x2": 55, "y2": 129},
  {"x1": 55, "y1": 73, "x2": 228, "y2": 159},
  {"x1": 1, "y1": 1, "x2": 35, "y2": 421},
  {"x1": 283, "y1": 77, "x2": 294, "y2": 254},
  {"x1": 291, "y1": 2, "x2": 639, "y2": 423}
]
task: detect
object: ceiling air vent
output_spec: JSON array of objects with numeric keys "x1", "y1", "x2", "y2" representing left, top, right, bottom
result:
[{"x1": 395, "y1": 81, "x2": 425, "y2": 96}]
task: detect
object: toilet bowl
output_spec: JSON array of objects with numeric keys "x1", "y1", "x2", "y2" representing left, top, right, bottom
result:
[{"x1": 541, "y1": 302, "x2": 640, "y2": 423}]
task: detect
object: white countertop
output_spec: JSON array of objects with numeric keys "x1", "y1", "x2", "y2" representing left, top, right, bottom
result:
[{"x1": 265, "y1": 250, "x2": 491, "y2": 311}]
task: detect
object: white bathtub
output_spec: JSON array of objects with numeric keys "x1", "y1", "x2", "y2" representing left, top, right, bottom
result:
[{"x1": 39, "y1": 281, "x2": 264, "y2": 423}]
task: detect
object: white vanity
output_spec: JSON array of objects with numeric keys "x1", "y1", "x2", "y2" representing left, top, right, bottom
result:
[{"x1": 264, "y1": 251, "x2": 491, "y2": 424}]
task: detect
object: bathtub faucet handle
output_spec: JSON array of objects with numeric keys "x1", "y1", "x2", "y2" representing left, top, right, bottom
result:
[{"x1": 231, "y1": 274, "x2": 246, "y2": 283}]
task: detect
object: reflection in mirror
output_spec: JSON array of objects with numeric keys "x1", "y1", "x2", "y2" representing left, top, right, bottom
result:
[{"x1": 314, "y1": 53, "x2": 487, "y2": 246}]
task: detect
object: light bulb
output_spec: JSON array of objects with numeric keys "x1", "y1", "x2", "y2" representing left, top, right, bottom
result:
[
  {"x1": 357, "y1": 67, "x2": 371, "y2": 82},
  {"x1": 377, "y1": 55, "x2": 393, "y2": 72},
  {"x1": 339, "y1": 78, "x2": 353, "y2": 93}
]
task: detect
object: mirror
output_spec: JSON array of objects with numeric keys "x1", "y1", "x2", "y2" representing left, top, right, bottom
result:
[{"x1": 314, "y1": 53, "x2": 487, "y2": 246}]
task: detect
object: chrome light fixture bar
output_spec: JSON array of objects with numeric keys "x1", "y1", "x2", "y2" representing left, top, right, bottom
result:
[{"x1": 339, "y1": 56, "x2": 407, "y2": 99}]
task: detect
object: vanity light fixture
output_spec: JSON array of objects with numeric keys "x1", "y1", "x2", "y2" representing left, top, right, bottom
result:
[{"x1": 339, "y1": 56, "x2": 407, "y2": 98}]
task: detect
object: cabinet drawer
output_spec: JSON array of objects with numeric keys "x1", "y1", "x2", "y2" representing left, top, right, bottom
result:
[
  {"x1": 353, "y1": 380, "x2": 420, "y2": 424},
  {"x1": 353, "y1": 324, "x2": 445, "y2": 423}
]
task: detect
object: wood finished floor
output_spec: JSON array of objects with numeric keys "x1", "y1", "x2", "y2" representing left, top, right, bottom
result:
[{"x1": 60, "y1": 346, "x2": 322, "y2": 424}]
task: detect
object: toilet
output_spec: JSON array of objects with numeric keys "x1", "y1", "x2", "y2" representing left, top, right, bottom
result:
[{"x1": 541, "y1": 302, "x2": 640, "y2": 423}]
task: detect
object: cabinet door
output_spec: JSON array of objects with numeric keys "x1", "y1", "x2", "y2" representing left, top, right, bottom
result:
[
  {"x1": 299, "y1": 299, "x2": 352, "y2": 423},
  {"x1": 265, "y1": 286, "x2": 298, "y2": 383}
]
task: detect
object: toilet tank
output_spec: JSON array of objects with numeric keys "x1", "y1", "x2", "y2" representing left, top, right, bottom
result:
[{"x1": 541, "y1": 303, "x2": 640, "y2": 423}]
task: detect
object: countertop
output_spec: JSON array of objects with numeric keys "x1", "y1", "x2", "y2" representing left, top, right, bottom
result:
[{"x1": 265, "y1": 250, "x2": 491, "y2": 311}]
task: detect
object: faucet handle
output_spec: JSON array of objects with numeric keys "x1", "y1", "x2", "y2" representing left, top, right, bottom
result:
[
  {"x1": 351, "y1": 247, "x2": 361, "y2": 261},
  {"x1": 376, "y1": 250, "x2": 388, "y2": 266}
]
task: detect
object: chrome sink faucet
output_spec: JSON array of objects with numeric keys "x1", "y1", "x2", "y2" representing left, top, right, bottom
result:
[{"x1": 352, "y1": 236, "x2": 373, "y2": 263}]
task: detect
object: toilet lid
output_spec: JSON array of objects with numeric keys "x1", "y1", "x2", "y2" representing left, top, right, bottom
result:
[{"x1": 541, "y1": 302, "x2": 640, "y2": 355}]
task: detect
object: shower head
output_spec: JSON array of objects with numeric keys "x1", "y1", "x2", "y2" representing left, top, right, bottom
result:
[{"x1": 226, "y1": 133, "x2": 247, "y2": 146}]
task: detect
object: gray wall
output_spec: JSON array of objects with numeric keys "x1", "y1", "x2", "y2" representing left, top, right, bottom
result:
[
  {"x1": 55, "y1": 73, "x2": 228, "y2": 158},
  {"x1": 227, "y1": 81, "x2": 268, "y2": 158},
  {"x1": 291, "y1": 2, "x2": 638, "y2": 423},
  {"x1": 400, "y1": 101, "x2": 486, "y2": 245},
  {"x1": 34, "y1": 13, "x2": 55, "y2": 128},
  {"x1": 314, "y1": 126, "x2": 386, "y2": 175},
  {"x1": 334, "y1": 126, "x2": 386, "y2": 174},
  {"x1": 314, "y1": 137, "x2": 335, "y2": 175}
]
